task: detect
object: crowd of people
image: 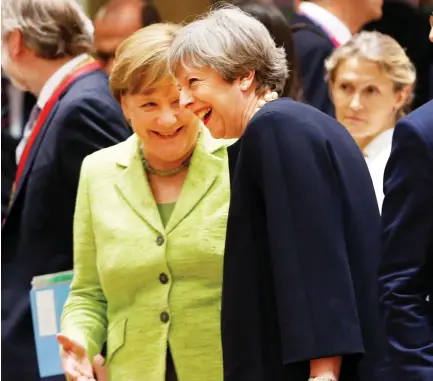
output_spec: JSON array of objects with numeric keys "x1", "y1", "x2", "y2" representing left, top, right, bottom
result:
[{"x1": 1, "y1": 0, "x2": 433, "y2": 381}]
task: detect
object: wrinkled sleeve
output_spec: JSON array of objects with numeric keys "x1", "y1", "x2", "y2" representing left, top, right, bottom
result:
[
  {"x1": 381, "y1": 118, "x2": 433, "y2": 380},
  {"x1": 241, "y1": 111, "x2": 364, "y2": 363},
  {"x1": 61, "y1": 157, "x2": 107, "y2": 359}
]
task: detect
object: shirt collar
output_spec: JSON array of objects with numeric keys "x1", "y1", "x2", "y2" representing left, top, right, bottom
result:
[
  {"x1": 364, "y1": 129, "x2": 394, "y2": 160},
  {"x1": 37, "y1": 53, "x2": 90, "y2": 109},
  {"x1": 298, "y1": 2, "x2": 352, "y2": 45}
]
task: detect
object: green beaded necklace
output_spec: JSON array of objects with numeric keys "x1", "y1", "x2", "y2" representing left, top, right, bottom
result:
[{"x1": 139, "y1": 145, "x2": 192, "y2": 177}]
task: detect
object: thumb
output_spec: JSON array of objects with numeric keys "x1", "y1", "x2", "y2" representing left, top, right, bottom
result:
[
  {"x1": 57, "y1": 333, "x2": 87, "y2": 358},
  {"x1": 93, "y1": 354, "x2": 107, "y2": 381}
]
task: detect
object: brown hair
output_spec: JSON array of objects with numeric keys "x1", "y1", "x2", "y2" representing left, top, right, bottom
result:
[{"x1": 110, "y1": 23, "x2": 181, "y2": 103}]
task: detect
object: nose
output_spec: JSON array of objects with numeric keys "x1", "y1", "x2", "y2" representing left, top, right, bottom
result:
[
  {"x1": 349, "y1": 93, "x2": 363, "y2": 111},
  {"x1": 157, "y1": 108, "x2": 177, "y2": 127},
  {"x1": 179, "y1": 87, "x2": 194, "y2": 109}
]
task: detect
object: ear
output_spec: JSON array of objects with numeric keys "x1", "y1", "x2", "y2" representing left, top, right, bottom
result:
[
  {"x1": 238, "y1": 71, "x2": 256, "y2": 91},
  {"x1": 394, "y1": 85, "x2": 412, "y2": 111},
  {"x1": 7, "y1": 29, "x2": 26, "y2": 60}
]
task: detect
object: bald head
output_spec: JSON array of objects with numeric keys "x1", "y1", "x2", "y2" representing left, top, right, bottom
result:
[{"x1": 94, "y1": 0, "x2": 160, "y2": 74}]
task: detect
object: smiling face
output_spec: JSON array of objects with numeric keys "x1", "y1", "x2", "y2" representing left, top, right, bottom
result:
[
  {"x1": 331, "y1": 57, "x2": 407, "y2": 145},
  {"x1": 121, "y1": 78, "x2": 199, "y2": 168},
  {"x1": 175, "y1": 65, "x2": 255, "y2": 139}
]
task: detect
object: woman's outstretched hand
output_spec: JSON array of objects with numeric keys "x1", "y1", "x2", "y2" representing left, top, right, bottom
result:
[{"x1": 57, "y1": 333, "x2": 96, "y2": 381}]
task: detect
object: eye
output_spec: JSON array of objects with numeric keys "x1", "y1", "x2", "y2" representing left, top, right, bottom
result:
[
  {"x1": 339, "y1": 83, "x2": 353, "y2": 93},
  {"x1": 140, "y1": 102, "x2": 156, "y2": 109},
  {"x1": 365, "y1": 86, "x2": 379, "y2": 95},
  {"x1": 189, "y1": 78, "x2": 199, "y2": 86}
]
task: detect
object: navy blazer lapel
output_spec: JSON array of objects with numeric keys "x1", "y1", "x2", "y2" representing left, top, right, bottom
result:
[{"x1": 6, "y1": 103, "x2": 59, "y2": 220}]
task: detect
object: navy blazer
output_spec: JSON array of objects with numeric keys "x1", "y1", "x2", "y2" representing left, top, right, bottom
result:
[
  {"x1": 291, "y1": 14, "x2": 335, "y2": 116},
  {"x1": 222, "y1": 98, "x2": 390, "y2": 381},
  {"x1": 1, "y1": 69, "x2": 131, "y2": 381},
  {"x1": 380, "y1": 100, "x2": 433, "y2": 381}
]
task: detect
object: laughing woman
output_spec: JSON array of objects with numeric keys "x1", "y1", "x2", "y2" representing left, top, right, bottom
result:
[
  {"x1": 57, "y1": 24, "x2": 231, "y2": 381},
  {"x1": 170, "y1": 6, "x2": 390, "y2": 381}
]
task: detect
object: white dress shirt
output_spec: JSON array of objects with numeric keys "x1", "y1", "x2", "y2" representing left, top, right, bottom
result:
[
  {"x1": 364, "y1": 129, "x2": 394, "y2": 212},
  {"x1": 298, "y1": 1, "x2": 352, "y2": 46},
  {"x1": 16, "y1": 54, "x2": 90, "y2": 164}
]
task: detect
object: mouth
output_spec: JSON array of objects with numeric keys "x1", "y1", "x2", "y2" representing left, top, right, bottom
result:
[
  {"x1": 196, "y1": 107, "x2": 212, "y2": 125},
  {"x1": 151, "y1": 126, "x2": 184, "y2": 139},
  {"x1": 345, "y1": 116, "x2": 365, "y2": 123}
]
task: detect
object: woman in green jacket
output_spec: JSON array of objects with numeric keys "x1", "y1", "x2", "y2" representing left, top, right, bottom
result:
[{"x1": 57, "y1": 23, "x2": 231, "y2": 381}]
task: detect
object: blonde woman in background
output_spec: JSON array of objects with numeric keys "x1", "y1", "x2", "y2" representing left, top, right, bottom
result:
[{"x1": 326, "y1": 31, "x2": 416, "y2": 209}]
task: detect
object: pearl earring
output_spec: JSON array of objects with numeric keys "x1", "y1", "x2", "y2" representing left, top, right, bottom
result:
[{"x1": 241, "y1": 83, "x2": 248, "y2": 90}]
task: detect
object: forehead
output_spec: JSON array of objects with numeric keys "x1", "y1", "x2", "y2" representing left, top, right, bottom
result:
[
  {"x1": 335, "y1": 57, "x2": 386, "y2": 83},
  {"x1": 134, "y1": 78, "x2": 179, "y2": 98},
  {"x1": 175, "y1": 64, "x2": 216, "y2": 82},
  {"x1": 94, "y1": 12, "x2": 141, "y2": 50}
]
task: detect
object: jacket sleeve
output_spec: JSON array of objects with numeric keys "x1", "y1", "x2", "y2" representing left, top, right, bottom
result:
[
  {"x1": 380, "y1": 118, "x2": 433, "y2": 380},
  {"x1": 61, "y1": 157, "x2": 107, "y2": 359},
  {"x1": 241, "y1": 110, "x2": 365, "y2": 363}
]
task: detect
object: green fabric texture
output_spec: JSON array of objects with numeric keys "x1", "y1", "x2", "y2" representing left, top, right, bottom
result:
[{"x1": 61, "y1": 129, "x2": 234, "y2": 381}]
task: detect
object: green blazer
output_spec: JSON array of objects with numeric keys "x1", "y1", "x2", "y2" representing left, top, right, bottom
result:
[{"x1": 61, "y1": 129, "x2": 231, "y2": 381}]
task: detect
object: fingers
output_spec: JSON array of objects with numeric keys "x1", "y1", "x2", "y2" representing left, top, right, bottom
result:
[
  {"x1": 93, "y1": 355, "x2": 108, "y2": 381},
  {"x1": 57, "y1": 334, "x2": 88, "y2": 358}
]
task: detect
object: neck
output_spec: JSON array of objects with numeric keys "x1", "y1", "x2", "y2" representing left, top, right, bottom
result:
[
  {"x1": 356, "y1": 123, "x2": 394, "y2": 152},
  {"x1": 26, "y1": 57, "x2": 76, "y2": 97},
  {"x1": 312, "y1": 0, "x2": 363, "y2": 34},
  {"x1": 235, "y1": 93, "x2": 263, "y2": 138}
]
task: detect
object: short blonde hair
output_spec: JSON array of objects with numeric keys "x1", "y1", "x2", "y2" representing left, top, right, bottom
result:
[
  {"x1": 168, "y1": 5, "x2": 289, "y2": 95},
  {"x1": 110, "y1": 23, "x2": 180, "y2": 103},
  {"x1": 1, "y1": 0, "x2": 94, "y2": 59},
  {"x1": 325, "y1": 31, "x2": 416, "y2": 117}
]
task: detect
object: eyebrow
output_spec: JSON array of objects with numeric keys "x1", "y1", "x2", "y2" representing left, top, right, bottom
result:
[{"x1": 140, "y1": 88, "x2": 157, "y2": 96}]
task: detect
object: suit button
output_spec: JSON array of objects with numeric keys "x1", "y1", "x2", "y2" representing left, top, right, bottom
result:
[
  {"x1": 156, "y1": 235, "x2": 164, "y2": 246},
  {"x1": 160, "y1": 311, "x2": 169, "y2": 323},
  {"x1": 159, "y1": 273, "x2": 169, "y2": 284}
]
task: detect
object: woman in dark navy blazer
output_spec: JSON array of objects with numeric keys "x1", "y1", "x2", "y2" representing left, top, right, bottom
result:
[{"x1": 170, "y1": 5, "x2": 389, "y2": 381}]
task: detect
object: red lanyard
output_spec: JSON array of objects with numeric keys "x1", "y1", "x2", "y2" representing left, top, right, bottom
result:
[{"x1": 14, "y1": 60, "x2": 101, "y2": 187}]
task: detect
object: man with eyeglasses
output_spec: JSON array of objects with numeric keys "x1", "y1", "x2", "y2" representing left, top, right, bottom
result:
[
  {"x1": 379, "y1": 10, "x2": 433, "y2": 381},
  {"x1": 93, "y1": 0, "x2": 161, "y2": 75}
]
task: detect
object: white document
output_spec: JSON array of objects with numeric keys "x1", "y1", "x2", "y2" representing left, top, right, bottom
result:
[{"x1": 35, "y1": 289, "x2": 58, "y2": 336}]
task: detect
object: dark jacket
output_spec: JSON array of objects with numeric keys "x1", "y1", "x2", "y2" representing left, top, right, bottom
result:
[
  {"x1": 291, "y1": 14, "x2": 336, "y2": 116},
  {"x1": 364, "y1": 1, "x2": 433, "y2": 109},
  {"x1": 222, "y1": 98, "x2": 390, "y2": 381},
  {"x1": 380, "y1": 100, "x2": 433, "y2": 381},
  {"x1": 1, "y1": 68, "x2": 131, "y2": 381}
]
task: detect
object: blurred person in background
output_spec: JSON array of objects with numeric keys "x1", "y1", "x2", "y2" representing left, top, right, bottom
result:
[
  {"x1": 326, "y1": 31, "x2": 416, "y2": 209},
  {"x1": 291, "y1": 0, "x2": 383, "y2": 116},
  {"x1": 94, "y1": 0, "x2": 161, "y2": 74},
  {"x1": 1, "y1": 75, "x2": 35, "y2": 220},
  {"x1": 364, "y1": 0, "x2": 433, "y2": 109},
  {"x1": 379, "y1": 13, "x2": 433, "y2": 381},
  {"x1": 58, "y1": 23, "x2": 232, "y2": 381},
  {"x1": 233, "y1": 0, "x2": 303, "y2": 100},
  {"x1": 0, "y1": 0, "x2": 130, "y2": 380},
  {"x1": 171, "y1": 6, "x2": 390, "y2": 381}
]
